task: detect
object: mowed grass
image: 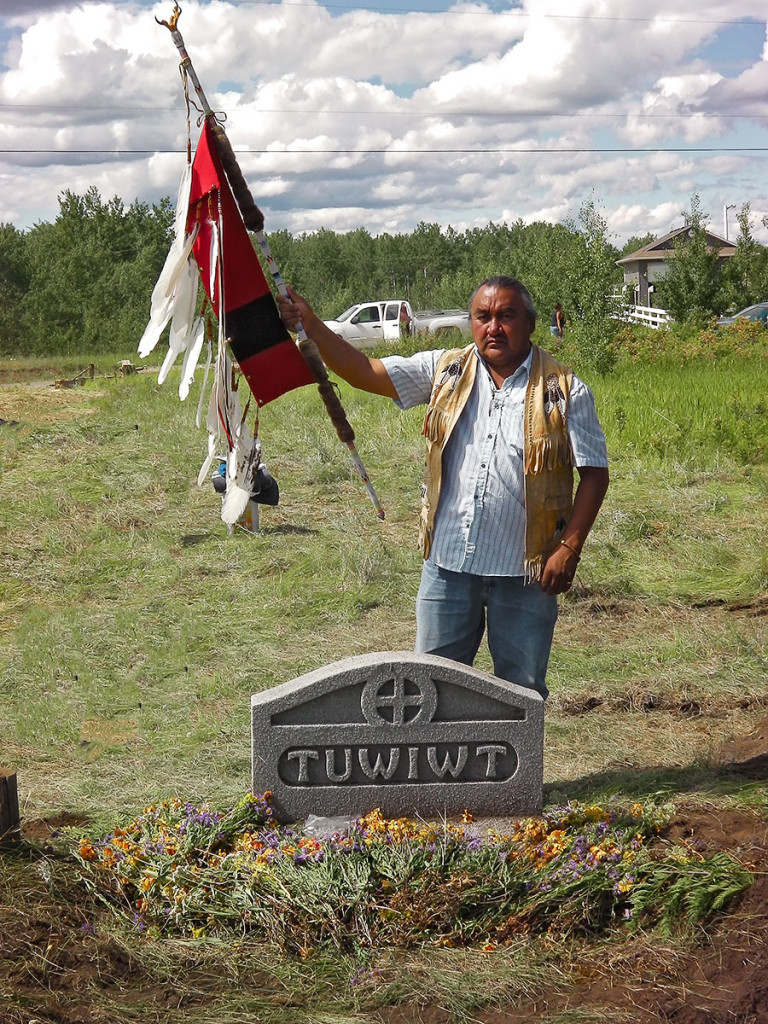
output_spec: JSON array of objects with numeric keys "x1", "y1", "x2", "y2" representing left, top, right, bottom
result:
[
  {"x1": 0, "y1": 352, "x2": 767, "y2": 820},
  {"x1": 0, "y1": 349, "x2": 767, "y2": 1024}
]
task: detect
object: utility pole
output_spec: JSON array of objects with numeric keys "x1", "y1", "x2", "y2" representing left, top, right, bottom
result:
[{"x1": 724, "y1": 203, "x2": 736, "y2": 240}]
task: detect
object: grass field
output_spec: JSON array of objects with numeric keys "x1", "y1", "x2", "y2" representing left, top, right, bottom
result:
[{"x1": 1, "y1": 341, "x2": 767, "y2": 1023}]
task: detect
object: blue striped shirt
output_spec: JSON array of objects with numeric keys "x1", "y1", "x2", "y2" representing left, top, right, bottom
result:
[{"x1": 381, "y1": 346, "x2": 608, "y2": 577}]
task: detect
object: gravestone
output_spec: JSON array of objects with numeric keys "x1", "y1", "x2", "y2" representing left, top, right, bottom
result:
[{"x1": 251, "y1": 652, "x2": 543, "y2": 822}]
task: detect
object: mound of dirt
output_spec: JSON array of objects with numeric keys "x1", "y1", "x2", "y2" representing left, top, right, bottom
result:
[{"x1": 4, "y1": 722, "x2": 768, "y2": 1023}]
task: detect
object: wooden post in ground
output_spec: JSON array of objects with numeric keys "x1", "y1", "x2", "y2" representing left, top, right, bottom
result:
[{"x1": 0, "y1": 773, "x2": 21, "y2": 845}]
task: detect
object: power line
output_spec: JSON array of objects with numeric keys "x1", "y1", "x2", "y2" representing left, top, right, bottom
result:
[
  {"x1": 3, "y1": 146, "x2": 768, "y2": 155},
  {"x1": 41, "y1": 0, "x2": 765, "y2": 25},
  {"x1": 140, "y1": 1, "x2": 765, "y2": 28},
  {"x1": 2, "y1": 102, "x2": 767, "y2": 120}
]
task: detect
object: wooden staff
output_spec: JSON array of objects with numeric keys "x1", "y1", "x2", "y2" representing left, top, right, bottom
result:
[{"x1": 157, "y1": 4, "x2": 384, "y2": 519}]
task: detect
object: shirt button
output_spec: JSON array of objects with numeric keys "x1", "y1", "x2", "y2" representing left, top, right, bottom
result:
[{"x1": 480, "y1": 463, "x2": 486, "y2": 468}]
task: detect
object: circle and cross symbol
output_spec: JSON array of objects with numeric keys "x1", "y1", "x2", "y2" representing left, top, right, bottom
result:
[{"x1": 361, "y1": 675, "x2": 438, "y2": 726}]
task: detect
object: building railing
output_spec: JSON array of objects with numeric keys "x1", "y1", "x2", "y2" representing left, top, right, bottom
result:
[{"x1": 617, "y1": 304, "x2": 671, "y2": 330}]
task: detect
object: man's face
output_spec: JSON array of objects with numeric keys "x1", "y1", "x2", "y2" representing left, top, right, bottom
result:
[{"x1": 470, "y1": 284, "x2": 535, "y2": 379}]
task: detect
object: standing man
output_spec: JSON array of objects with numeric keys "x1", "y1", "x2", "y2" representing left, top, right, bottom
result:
[{"x1": 277, "y1": 276, "x2": 608, "y2": 699}]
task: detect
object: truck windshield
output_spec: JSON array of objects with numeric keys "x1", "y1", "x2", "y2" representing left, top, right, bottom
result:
[{"x1": 335, "y1": 306, "x2": 358, "y2": 322}]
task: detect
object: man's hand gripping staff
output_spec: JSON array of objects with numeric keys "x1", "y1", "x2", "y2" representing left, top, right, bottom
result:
[{"x1": 157, "y1": 4, "x2": 385, "y2": 520}]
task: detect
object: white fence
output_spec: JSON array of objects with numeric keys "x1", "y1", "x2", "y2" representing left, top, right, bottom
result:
[{"x1": 618, "y1": 304, "x2": 672, "y2": 330}]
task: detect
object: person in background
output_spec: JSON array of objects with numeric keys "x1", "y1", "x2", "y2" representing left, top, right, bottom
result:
[
  {"x1": 278, "y1": 276, "x2": 608, "y2": 699},
  {"x1": 551, "y1": 302, "x2": 565, "y2": 338},
  {"x1": 399, "y1": 303, "x2": 413, "y2": 338}
]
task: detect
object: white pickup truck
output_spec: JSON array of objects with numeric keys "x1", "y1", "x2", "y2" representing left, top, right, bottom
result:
[{"x1": 323, "y1": 300, "x2": 469, "y2": 349}]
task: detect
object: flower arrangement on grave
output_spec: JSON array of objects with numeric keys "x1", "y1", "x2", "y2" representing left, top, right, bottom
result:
[{"x1": 70, "y1": 792, "x2": 752, "y2": 952}]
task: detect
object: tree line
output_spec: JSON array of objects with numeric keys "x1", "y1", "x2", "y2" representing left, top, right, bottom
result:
[{"x1": 1, "y1": 186, "x2": 766, "y2": 368}]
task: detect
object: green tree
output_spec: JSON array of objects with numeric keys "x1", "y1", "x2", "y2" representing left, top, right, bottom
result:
[
  {"x1": 562, "y1": 196, "x2": 623, "y2": 373},
  {"x1": 22, "y1": 188, "x2": 173, "y2": 355},
  {"x1": 516, "y1": 220, "x2": 576, "y2": 325},
  {"x1": 657, "y1": 193, "x2": 725, "y2": 322},
  {"x1": 620, "y1": 233, "x2": 655, "y2": 258},
  {"x1": 722, "y1": 203, "x2": 768, "y2": 311},
  {"x1": 0, "y1": 222, "x2": 30, "y2": 353}
]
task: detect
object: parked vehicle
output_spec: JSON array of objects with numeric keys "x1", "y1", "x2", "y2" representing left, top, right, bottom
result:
[
  {"x1": 412, "y1": 308, "x2": 470, "y2": 342},
  {"x1": 716, "y1": 302, "x2": 768, "y2": 328},
  {"x1": 323, "y1": 301, "x2": 469, "y2": 348},
  {"x1": 323, "y1": 300, "x2": 406, "y2": 347}
]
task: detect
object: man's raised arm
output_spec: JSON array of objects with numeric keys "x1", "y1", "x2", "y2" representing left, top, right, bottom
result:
[{"x1": 277, "y1": 288, "x2": 398, "y2": 399}]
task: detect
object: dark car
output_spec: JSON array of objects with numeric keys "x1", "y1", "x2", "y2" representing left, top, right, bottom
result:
[{"x1": 716, "y1": 302, "x2": 768, "y2": 327}]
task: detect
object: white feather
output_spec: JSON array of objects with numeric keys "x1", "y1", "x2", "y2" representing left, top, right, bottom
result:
[
  {"x1": 209, "y1": 219, "x2": 219, "y2": 302},
  {"x1": 220, "y1": 414, "x2": 261, "y2": 525},
  {"x1": 195, "y1": 335, "x2": 213, "y2": 429},
  {"x1": 137, "y1": 163, "x2": 195, "y2": 359},
  {"x1": 208, "y1": 336, "x2": 234, "y2": 435},
  {"x1": 179, "y1": 316, "x2": 205, "y2": 401},
  {"x1": 172, "y1": 162, "x2": 193, "y2": 237},
  {"x1": 197, "y1": 431, "x2": 218, "y2": 488},
  {"x1": 220, "y1": 479, "x2": 251, "y2": 525},
  {"x1": 138, "y1": 224, "x2": 199, "y2": 358},
  {"x1": 157, "y1": 257, "x2": 199, "y2": 385}
]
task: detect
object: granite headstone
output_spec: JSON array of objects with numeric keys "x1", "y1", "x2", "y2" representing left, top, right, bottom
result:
[{"x1": 251, "y1": 652, "x2": 543, "y2": 822}]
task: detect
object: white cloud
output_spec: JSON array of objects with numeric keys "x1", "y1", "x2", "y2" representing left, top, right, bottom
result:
[{"x1": 0, "y1": 0, "x2": 766, "y2": 242}]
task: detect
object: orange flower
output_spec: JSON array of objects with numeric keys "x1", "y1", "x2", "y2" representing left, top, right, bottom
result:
[{"x1": 78, "y1": 839, "x2": 98, "y2": 861}]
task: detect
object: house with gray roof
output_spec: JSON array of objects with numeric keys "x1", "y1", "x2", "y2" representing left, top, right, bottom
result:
[{"x1": 617, "y1": 226, "x2": 736, "y2": 306}]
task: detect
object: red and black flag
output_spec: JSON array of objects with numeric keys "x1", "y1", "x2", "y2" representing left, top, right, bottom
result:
[{"x1": 188, "y1": 119, "x2": 313, "y2": 406}]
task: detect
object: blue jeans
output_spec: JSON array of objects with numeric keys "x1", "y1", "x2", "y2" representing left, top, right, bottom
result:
[{"x1": 415, "y1": 561, "x2": 558, "y2": 699}]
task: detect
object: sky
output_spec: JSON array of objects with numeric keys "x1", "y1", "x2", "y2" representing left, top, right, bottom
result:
[{"x1": 1, "y1": 0, "x2": 767, "y2": 247}]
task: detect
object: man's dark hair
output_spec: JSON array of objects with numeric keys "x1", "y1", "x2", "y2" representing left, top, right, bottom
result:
[{"x1": 468, "y1": 276, "x2": 538, "y2": 325}]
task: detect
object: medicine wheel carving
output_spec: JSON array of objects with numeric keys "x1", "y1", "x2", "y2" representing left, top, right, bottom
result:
[{"x1": 361, "y1": 675, "x2": 438, "y2": 726}]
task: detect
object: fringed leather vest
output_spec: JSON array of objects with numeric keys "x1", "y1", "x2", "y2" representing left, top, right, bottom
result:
[{"x1": 419, "y1": 343, "x2": 574, "y2": 581}]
